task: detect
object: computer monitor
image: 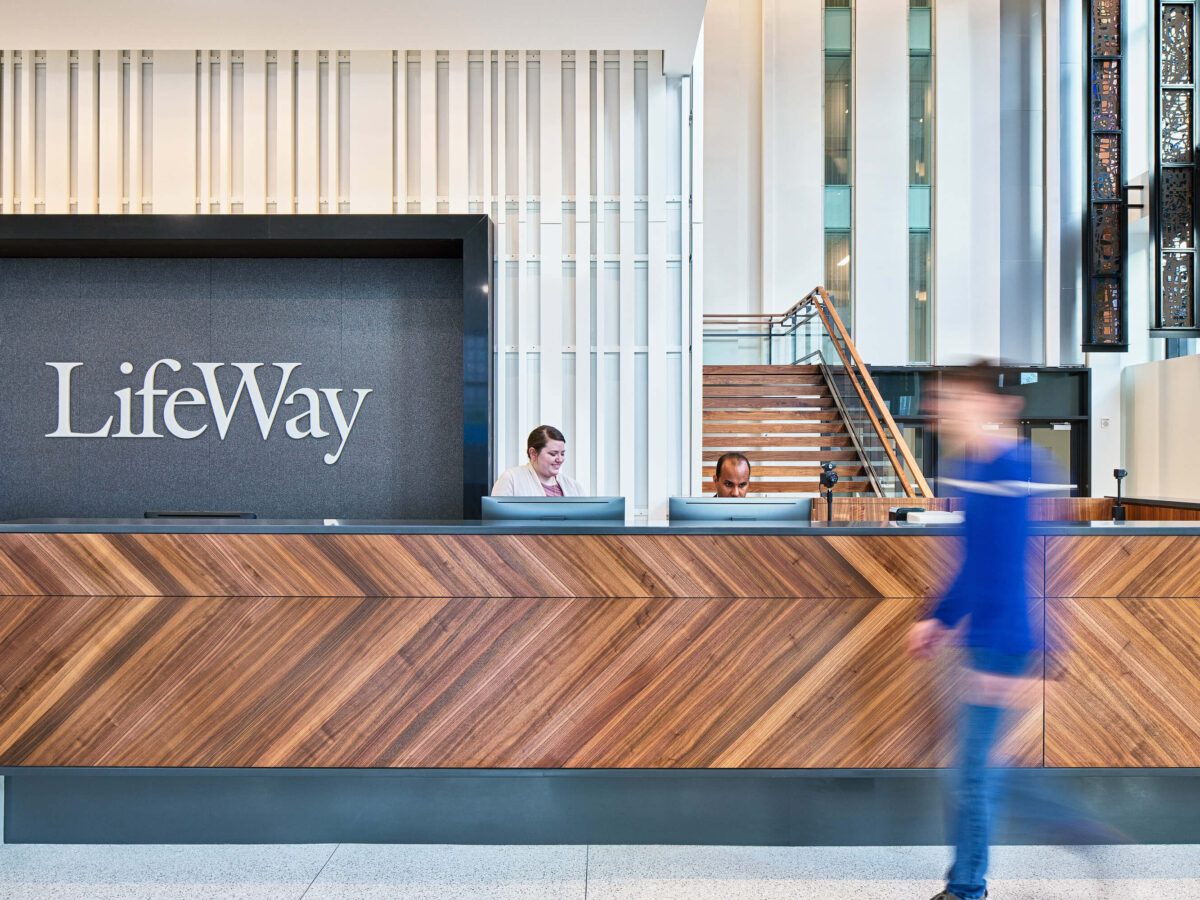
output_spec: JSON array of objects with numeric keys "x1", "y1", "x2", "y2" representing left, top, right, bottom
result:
[
  {"x1": 668, "y1": 497, "x2": 812, "y2": 522},
  {"x1": 481, "y1": 496, "x2": 627, "y2": 522}
]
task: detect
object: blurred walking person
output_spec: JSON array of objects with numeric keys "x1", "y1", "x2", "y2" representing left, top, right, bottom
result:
[{"x1": 907, "y1": 363, "x2": 1043, "y2": 900}]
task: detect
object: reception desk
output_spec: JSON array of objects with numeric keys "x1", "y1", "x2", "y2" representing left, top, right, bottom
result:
[{"x1": 2, "y1": 518, "x2": 1200, "y2": 842}]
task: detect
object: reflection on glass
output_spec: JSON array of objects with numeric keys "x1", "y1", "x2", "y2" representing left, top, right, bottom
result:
[
  {"x1": 1030, "y1": 426, "x2": 1073, "y2": 498},
  {"x1": 825, "y1": 231, "x2": 852, "y2": 332},
  {"x1": 825, "y1": 56, "x2": 852, "y2": 186},
  {"x1": 910, "y1": 56, "x2": 932, "y2": 186},
  {"x1": 903, "y1": 425, "x2": 925, "y2": 477},
  {"x1": 909, "y1": 231, "x2": 932, "y2": 363}
]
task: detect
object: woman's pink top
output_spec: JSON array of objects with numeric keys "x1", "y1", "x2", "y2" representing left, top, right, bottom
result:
[{"x1": 542, "y1": 481, "x2": 564, "y2": 497}]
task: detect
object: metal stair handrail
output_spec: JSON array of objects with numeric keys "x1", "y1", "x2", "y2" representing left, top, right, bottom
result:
[{"x1": 703, "y1": 286, "x2": 934, "y2": 499}]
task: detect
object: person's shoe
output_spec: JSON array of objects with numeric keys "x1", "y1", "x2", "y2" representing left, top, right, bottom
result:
[{"x1": 928, "y1": 893, "x2": 987, "y2": 900}]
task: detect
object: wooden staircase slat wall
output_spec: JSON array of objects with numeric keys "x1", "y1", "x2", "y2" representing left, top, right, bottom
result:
[{"x1": 701, "y1": 365, "x2": 878, "y2": 496}]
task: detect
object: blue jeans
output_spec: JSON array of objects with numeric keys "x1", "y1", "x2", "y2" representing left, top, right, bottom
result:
[{"x1": 945, "y1": 649, "x2": 1030, "y2": 900}]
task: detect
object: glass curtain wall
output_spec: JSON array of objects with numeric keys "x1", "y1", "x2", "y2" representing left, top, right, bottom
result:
[
  {"x1": 824, "y1": 0, "x2": 854, "y2": 330},
  {"x1": 908, "y1": 0, "x2": 933, "y2": 362}
]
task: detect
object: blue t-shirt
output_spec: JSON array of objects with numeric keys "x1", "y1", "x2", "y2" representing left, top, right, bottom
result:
[{"x1": 931, "y1": 440, "x2": 1046, "y2": 658}]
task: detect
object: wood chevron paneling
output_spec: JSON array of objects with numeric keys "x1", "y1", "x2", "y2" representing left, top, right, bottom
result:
[
  {"x1": 1046, "y1": 535, "x2": 1200, "y2": 597},
  {"x1": 1046, "y1": 596, "x2": 1200, "y2": 766},
  {"x1": 0, "y1": 533, "x2": 962, "y2": 600},
  {"x1": 0, "y1": 593, "x2": 1038, "y2": 769}
]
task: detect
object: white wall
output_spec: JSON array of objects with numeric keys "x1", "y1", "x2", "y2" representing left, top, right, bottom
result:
[
  {"x1": 0, "y1": 48, "x2": 694, "y2": 518},
  {"x1": 701, "y1": 0, "x2": 764, "y2": 315},
  {"x1": 761, "y1": 0, "x2": 824, "y2": 317}
]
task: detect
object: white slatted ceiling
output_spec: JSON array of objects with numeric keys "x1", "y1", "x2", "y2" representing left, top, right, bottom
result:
[{"x1": 0, "y1": 48, "x2": 691, "y2": 518}]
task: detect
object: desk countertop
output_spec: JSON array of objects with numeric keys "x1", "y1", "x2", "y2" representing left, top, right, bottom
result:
[{"x1": 3, "y1": 516, "x2": 1200, "y2": 536}]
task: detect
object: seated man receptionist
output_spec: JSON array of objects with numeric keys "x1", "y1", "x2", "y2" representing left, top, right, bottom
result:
[
  {"x1": 491, "y1": 425, "x2": 587, "y2": 496},
  {"x1": 713, "y1": 452, "x2": 751, "y2": 497}
]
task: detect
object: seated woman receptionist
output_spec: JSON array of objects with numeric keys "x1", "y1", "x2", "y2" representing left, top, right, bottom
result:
[{"x1": 491, "y1": 425, "x2": 587, "y2": 496}]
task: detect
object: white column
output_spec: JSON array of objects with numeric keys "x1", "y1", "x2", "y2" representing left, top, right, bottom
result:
[
  {"x1": 1043, "y1": 0, "x2": 1061, "y2": 366},
  {"x1": 854, "y1": 0, "x2": 910, "y2": 363},
  {"x1": 934, "y1": 0, "x2": 1002, "y2": 361},
  {"x1": 762, "y1": 0, "x2": 825, "y2": 312},
  {"x1": 701, "y1": 0, "x2": 762, "y2": 314}
]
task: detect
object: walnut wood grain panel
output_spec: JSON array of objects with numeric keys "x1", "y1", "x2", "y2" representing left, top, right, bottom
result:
[
  {"x1": 1046, "y1": 535, "x2": 1200, "y2": 597},
  {"x1": 1045, "y1": 596, "x2": 1200, "y2": 766},
  {"x1": 1125, "y1": 502, "x2": 1200, "y2": 521},
  {"x1": 0, "y1": 593, "x2": 1038, "y2": 768},
  {"x1": 0, "y1": 533, "x2": 964, "y2": 599}
]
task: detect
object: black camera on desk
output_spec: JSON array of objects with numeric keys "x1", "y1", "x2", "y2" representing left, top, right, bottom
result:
[{"x1": 819, "y1": 461, "x2": 838, "y2": 523}]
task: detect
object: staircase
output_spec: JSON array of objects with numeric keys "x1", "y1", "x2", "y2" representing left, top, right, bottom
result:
[{"x1": 702, "y1": 364, "x2": 872, "y2": 494}]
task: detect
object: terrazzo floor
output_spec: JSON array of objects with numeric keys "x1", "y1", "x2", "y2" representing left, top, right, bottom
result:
[{"x1": 0, "y1": 843, "x2": 1195, "y2": 899}]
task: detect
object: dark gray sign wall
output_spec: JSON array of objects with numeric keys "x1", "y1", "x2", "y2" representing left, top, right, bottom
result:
[{"x1": 0, "y1": 257, "x2": 463, "y2": 519}]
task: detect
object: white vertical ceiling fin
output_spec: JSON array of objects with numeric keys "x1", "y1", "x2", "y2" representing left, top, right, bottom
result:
[
  {"x1": 572, "y1": 48, "x2": 592, "y2": 490},
  {"x1": 126, "y1": 50, "x2": 142, "y2": 213},
  {"x1": 327, "y1": 49, "x2": 339, "y2": 211},
  {"x1": 219, "y1": 49, "x2": 232, "y2": 212},
  {"x1": 1, "y1": 52, "x2": 13, "y2": 214},
  {"x1": 540, "y1": 50, "x2": 563, "y2": 435},
  {"x1": 618, "y1": 50, "x2": 635, "y2": 505},
  {"x1": 420, "y1": 49, "x2": 436, "y2": 212},
  {"x1": 276, "y1": 51, "x2": 295, "y2": 213},
  {"x1": 646, "y1": 51, "x2": 668, "y2": 519},
  {"x1": 76, "y1": 50, "x2": 99, "y2": 213},
  {"x1": 295, "y1": 50, "x2": 318, "y2": 213},
  {"x1": 243, "y1": 50, "x2": 267, "y2": 214},
  {"x1": 45, "y1": 51, "x2": 70, "y2": 213},
  {"x1": 393, "y1": 50, "x2": 406, "y2": 211},
  {"x1": 20, "y1": 50, "x2": 36, "y2": 212},
  {"x1": 449, "y1": 49, "x2": 468, "y2": 213},
  {"x1": 480, "y1": 49, "x2": 491, "y2": 215},
  {"x1": 199, "y1": 51, "x2": 212, "y2": 211},
  {"x1": 97, "y1": 50, "x2": 120, "y2": 213}
]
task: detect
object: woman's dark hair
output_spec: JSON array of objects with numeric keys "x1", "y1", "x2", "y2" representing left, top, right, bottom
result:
[{"x1": 527, "y1": 425, "x2": 566, "y2": 455}]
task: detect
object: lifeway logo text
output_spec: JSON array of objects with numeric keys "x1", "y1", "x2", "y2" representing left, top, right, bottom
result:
[{"x1": 46, "y1": 360, "x2": 372, "y2": 465}]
